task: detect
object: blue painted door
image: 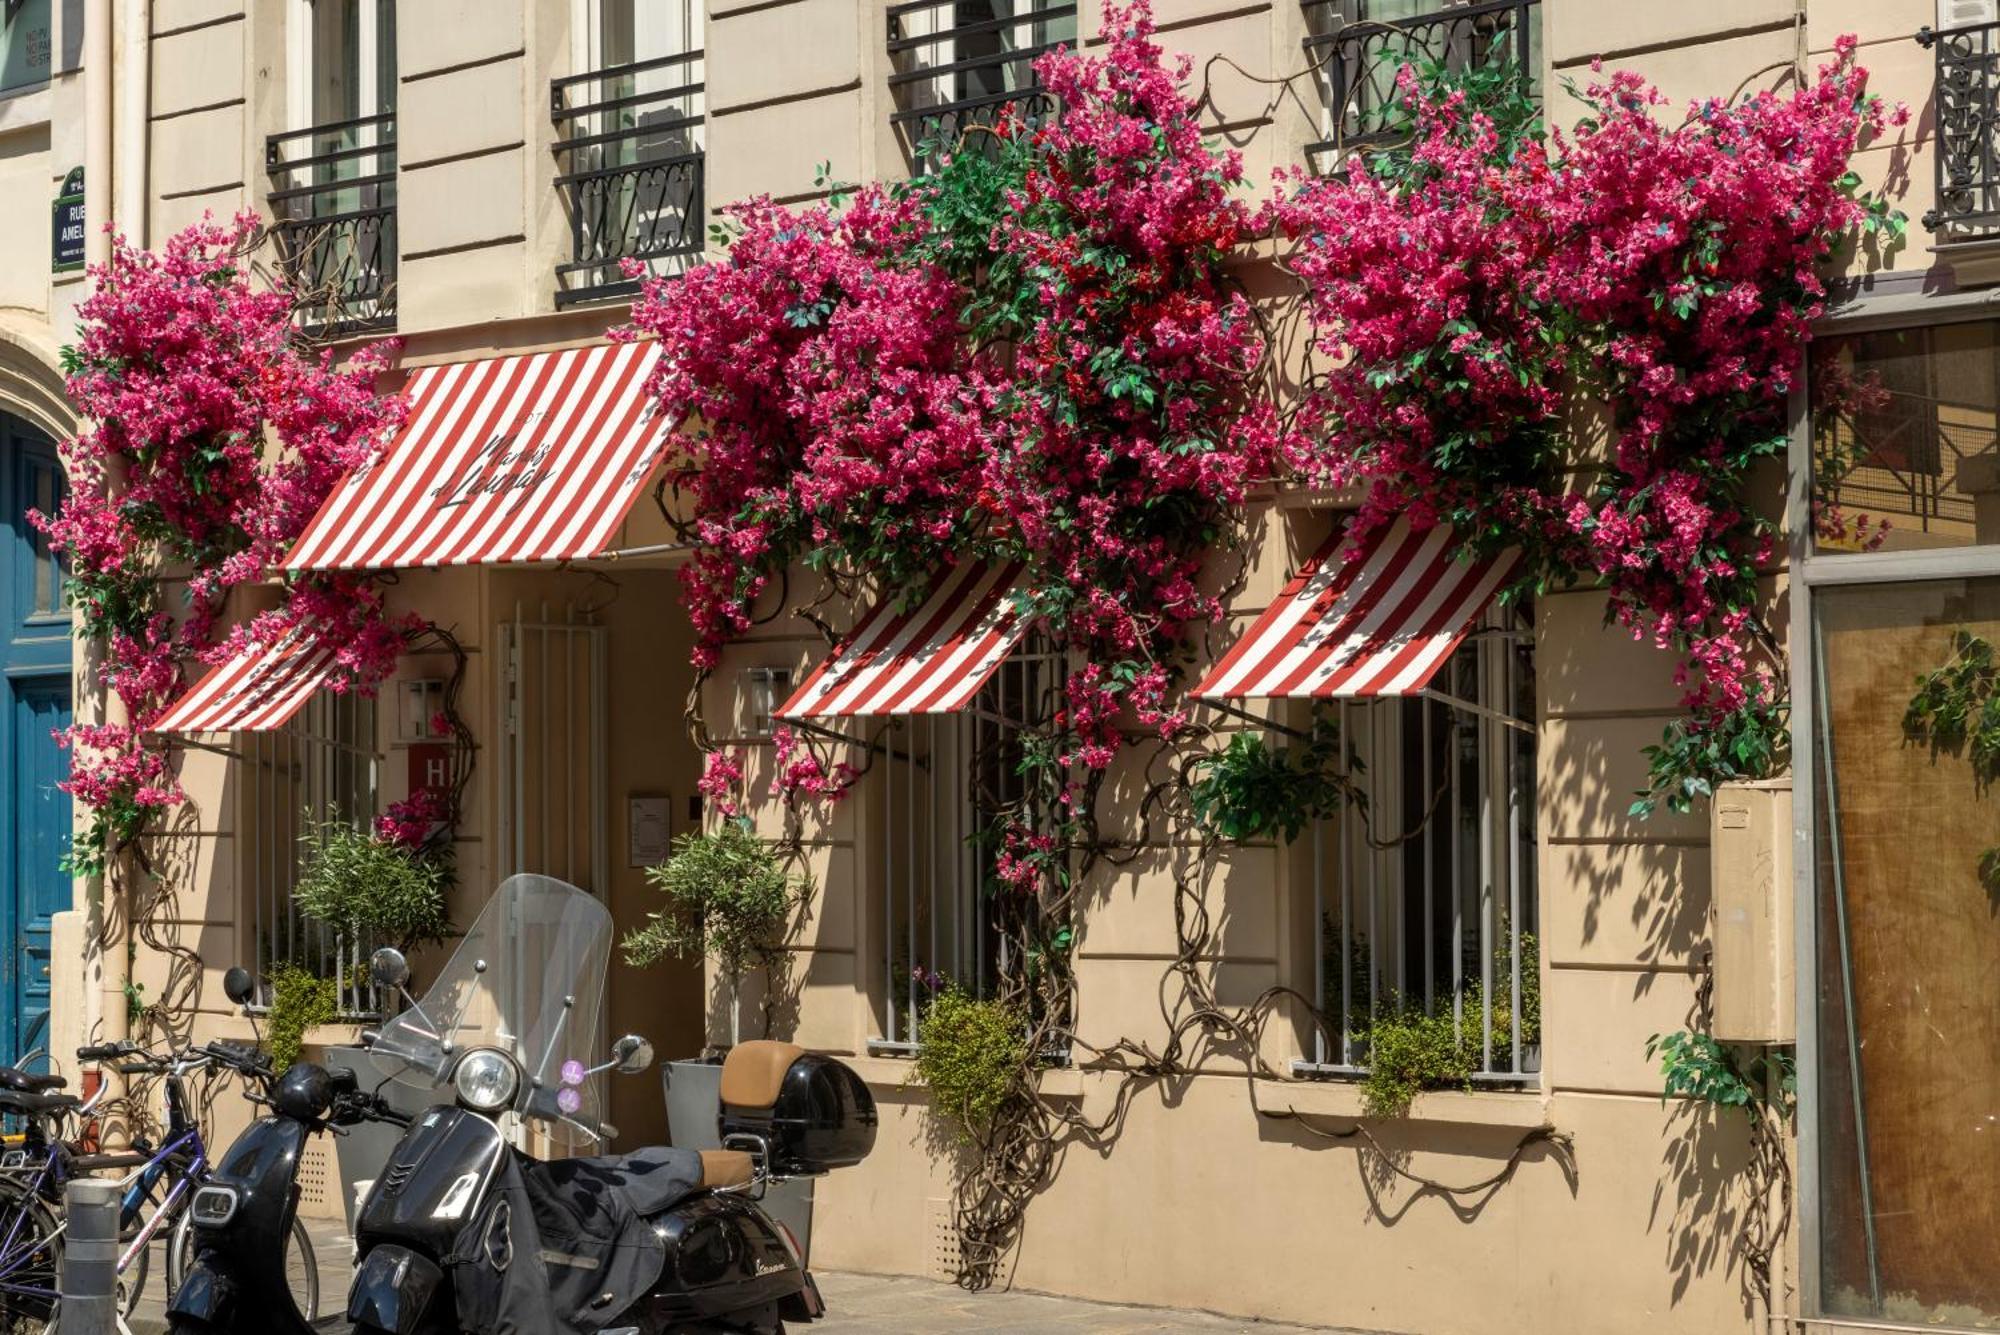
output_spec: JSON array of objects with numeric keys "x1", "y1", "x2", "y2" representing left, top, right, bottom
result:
[{"x1": 1, "y1": 414, "x2": 72, "y2": 1062}]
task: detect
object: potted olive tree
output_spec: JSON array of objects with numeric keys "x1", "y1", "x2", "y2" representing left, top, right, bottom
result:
[{"x1": 625, "y1": 820, "x2": 813, "y2": 1249}]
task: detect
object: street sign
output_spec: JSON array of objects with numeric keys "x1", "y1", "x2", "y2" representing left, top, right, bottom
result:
[{"x1": 51, "y1": 167, "x2": 83, "y2": 273}]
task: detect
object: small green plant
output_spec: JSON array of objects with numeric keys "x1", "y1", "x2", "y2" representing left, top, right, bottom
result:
[
  {"x1": 266, "y1": 964, "x2": 340, "y2": 1070},
  {"x1": 624, "y1": 821, "x2": 808, "y2": 1043},
  {"x1": 1633, "y1": 696, "x2": 1789, "y2": 819},
  {"x1": 1189, "y1": 717, "x2": 1359, "y2": 842},
  {"x1": 1647, "y1": 1030, "x2": 1795, "y2": 1118},
  {"x1": 1901, "y1": 629, "x2": 2000, "y2": 898},
  {"x1": 294, "y1": 817, "x2": 452, "y2": 951},
  {"x1": 1346, "y1": 934, "x2": 1541, "y2": 1117},
  {"x1": 911, "y1": 987, "x2": 1028, "y2": 1145}
]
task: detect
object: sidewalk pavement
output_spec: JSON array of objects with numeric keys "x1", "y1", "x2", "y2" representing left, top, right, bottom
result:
[{"x1": 130, "y1": 1218, "x2": 1354, "y2": 1333}]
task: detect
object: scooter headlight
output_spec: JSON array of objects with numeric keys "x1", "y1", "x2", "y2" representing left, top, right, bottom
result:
[{"x1": 452, "y1": 1049, "x2": 520, "y2": 1114}]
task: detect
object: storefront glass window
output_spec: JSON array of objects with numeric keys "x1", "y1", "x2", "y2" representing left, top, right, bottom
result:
[
  {"x1": 1811, "y1": 321, "x2": 2000, "y2": 556},
  {"x1": 1811, "y1": 575, "x2": 2000, "y2": 1327},
  {"x1": 0, "y1": 0, "x2": 53, "y2": 96}
]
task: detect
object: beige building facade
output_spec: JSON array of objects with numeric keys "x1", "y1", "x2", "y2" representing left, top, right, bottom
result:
[{"x1": 3, "y1": 0, "x2": 1995, "y2": 1332}]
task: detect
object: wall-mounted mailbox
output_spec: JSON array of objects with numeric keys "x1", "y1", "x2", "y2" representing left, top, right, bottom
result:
[{"x1": 1710, "y1": 779, "x2": 1794, "y2": 1044}]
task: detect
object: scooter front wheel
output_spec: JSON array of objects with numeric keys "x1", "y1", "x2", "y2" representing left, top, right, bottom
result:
[{"x1": 164, "y1": 1211, "x2": 319, "y2": 1319}]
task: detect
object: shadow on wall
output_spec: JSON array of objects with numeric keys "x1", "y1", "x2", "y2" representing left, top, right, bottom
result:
[{"x1": 1652, "y1": 1098, "x2": 1760, "y2": 1316}]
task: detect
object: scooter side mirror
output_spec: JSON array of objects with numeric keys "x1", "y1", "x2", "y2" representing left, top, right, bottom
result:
[
  {"x1": 222, "y1": 966, "x2": 256, "y2": 1007},
  {"x1": 611, "y1": 1035, "x2": 655, "y2": 1075},
  {"x1": 369, "y1": 947, "x2": 410, "y2": 990}
]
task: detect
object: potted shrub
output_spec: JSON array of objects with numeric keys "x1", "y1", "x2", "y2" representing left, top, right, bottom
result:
[
  {"x1": 622, "y1": 819, "x2": 805, "y2": 1047},
  {"x1": 626, "y1": 820, "x2": 812, "y2": 1249}
]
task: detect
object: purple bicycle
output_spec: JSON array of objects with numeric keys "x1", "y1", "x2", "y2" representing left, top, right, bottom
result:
[{"x1": 0, "y1": 1038, "x2": 315, "y2": 1332}]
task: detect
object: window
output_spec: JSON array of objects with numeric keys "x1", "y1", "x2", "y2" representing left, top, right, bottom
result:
[
  {"x1": 551, "y1": 0, "x2": 706, "y2": 306},
  {"x1": 0, "y1": 0, "x2": 51, "y2": 97},
  {"x1": 1301, "y1": 601, "x2": 1540, "y2": 1084},
  {"x1": 1812, "y1": 321, "x2": 2000, "y2": 555},
  {"x1": 870, "y1": 635, "x2": 1064, "y2": 1051},
  {"x1": 241, "y1": 692, "x2": 380, "y2": 1014},
  {"x1": 268, "y1": 0, "x2": 397, "y2": 332},
  {"x1": 1300, "y1": 0, "x2": 1541, "y2": 173},
  {"x1": 887, "y1": 0, "x2": 1076, "y2": 169},
  {"x1": 1802, "y1": 321, "x2": 2000, "y2": 1330},
  {"x1": 1809, "y1": 576, "x2": 2000, "y2": 1327}
]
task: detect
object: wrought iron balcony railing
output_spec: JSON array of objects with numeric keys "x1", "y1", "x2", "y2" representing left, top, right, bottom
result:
[
  {"x1": 266, "y1": 114, "x2": 397, "y2": 335},
  {"x1": 551, "y1": 51, "x2": 706, "y2": 307},
  {"x1": 888, "y1": 0, "x2": 1075, "y2": 170},
  {"x1": 1919, "y1": 17, "x2": 2000, "y2": 235},
  {"x1": 1301, "y1": 0, "x2": 1539, "y2": 174}
]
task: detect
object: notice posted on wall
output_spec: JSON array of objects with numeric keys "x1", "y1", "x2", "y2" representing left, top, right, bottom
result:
[{"x1": 628, "y1": 794, "x2": 672, "y2": 867}]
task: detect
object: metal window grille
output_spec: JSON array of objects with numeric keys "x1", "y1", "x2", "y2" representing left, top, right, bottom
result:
[
  {"x1": 887, "y1": 0, "x2": 1075, "y2": 170},
  {"x1": 869, "y1": 635, "x2": 1065, "y2": 1053},
  {"x1": 265, "y1": 113, "x2": 397, "y2": 334},
  {"x1": 1921, "y1": 13, "x2": 2000, "y2": 235},
  {"x1": 1300, "y1": 0, "x2": 1540, "y2": 175},
  {"x1": 245, "y1": 691, "x2": 383, "y2": 1017},
  {"x1": 1295, "y1": 602, "x2": 1539, "y2": 1085},
  {"x1": 550, "y1": 50, "x2": 706, "y2": 307},
  {"x1": 497, "y1": 604, "x2": 609, "y2": 897}
]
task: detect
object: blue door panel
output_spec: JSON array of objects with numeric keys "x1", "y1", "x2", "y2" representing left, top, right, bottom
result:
[
  {"x1": 3, "y1": 415, "x2": 73, "y2": 1062},
  {"x1": 9, "y1": 678, "x2": 70, "y2": 1057}
]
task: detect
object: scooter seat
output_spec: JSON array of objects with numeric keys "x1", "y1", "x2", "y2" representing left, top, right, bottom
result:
[{"x1": 698, "y1": 1149, "x2": 753, "y2": 1190}]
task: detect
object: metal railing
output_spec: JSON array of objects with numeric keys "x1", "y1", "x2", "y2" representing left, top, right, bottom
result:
[
  {"x1": 265, "y1": 113, "x2": 397, "y2": 335},
  {"x1": 1301, "y1": 0, "x2": 1539, "y2": 174},
  {"x1": 245, "y1": 692, "x2": 384, "y2": 1018},
  {"x1": 869, "y1": 637, "x2": 1065, "y2": 1053},
  {"x1": 887, "y1": 0, "x2": 1075, "y2": 169},
  {"x1": 551, "y1": 51, "x2": 707, "y2": 307},
  {"x1": 1294, "y1": 607, "x2": 1540, "y2": 1086},
  {"x1": 1920, "y1": 17, "x2": 2000, "y2": 234}
]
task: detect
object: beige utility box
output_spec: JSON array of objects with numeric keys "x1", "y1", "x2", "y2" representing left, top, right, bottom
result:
[{"x1": 1709, "y1": 779, "x2": 1795, "y2": 1044}]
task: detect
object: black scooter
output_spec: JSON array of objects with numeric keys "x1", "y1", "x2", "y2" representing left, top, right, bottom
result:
[
  {"x1": 166, "y1": 965, "x2": 405, "y2": 1335},
  {"x1": 345, "y1": 874, "x2": 877, "y2": 1335}
]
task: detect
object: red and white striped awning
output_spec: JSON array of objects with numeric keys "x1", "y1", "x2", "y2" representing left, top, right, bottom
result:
[
  {"x1": 777, "y1": 563, "x2": 1031, "y2": 718},
  {"x1": 1193, "y1": 516, "x2": 1518, "y2": 701},
  {"x1": 283, "y1": 341, "x2": 670, "y2": 570},
  {"x1": 147, "y1": 623, "x2": 342, "y2": 733}
]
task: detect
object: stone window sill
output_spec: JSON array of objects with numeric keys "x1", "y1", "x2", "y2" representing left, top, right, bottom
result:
[{"x1": 1251, "y1": 1076, "x2": 1552, "y2": 1128}]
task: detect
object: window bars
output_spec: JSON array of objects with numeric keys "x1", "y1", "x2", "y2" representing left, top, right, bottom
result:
[
  {"x1": 244, "y1": 691, "x2": 382, "y2": 1017},
  {"x1": 265, "y1": 113, "x2": 397, "y2": 334},
  {"x1": 1921, "y1": 14, "x2": 2000, "y2": 234},
  {"x1": 551, "y1": 50, "x2": 707, "y2": 306},
  {"x1": 1301, "y1": 0, "x2": 1540, "y2": 175},
  {"x1": 1296, "y1": 603, "x2": 1540, "y2": 1085},
  {"x1": 887, "y1": 0, "x2": 1075, "y2": 169},
  {"x1": 869, "y1": 635, "x2": 1065, "y2": 1053}
]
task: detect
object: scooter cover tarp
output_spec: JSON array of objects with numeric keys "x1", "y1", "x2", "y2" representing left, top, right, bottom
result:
[{"x1": 452, "y1": 1147, "x2": 695, "y2": 1334}]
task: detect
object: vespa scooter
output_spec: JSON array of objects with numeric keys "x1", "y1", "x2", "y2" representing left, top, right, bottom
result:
[{"x1": 346, "y1": 873, "x2": 877, "y2": 1335}]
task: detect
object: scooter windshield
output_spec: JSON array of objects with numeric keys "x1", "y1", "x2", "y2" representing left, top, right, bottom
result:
[{"x1": 370, "y1": 874, "x2": 615, "y2": 1145}]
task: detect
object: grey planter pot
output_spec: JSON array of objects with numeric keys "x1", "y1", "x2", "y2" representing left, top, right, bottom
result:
[{"x1": 662, "y1": 1056, "x2": 815, "y2": 1263}]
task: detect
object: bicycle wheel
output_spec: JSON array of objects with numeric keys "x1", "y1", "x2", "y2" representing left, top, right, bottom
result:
[
  {"x1": 163, "y1": 1209, "x2": 191, "y2": 1303},
  {"x1": 283, "y1": 1215, "x2": 320, "y2": 1321},
  {"x1": 0, "y1": 1185, "x2": 59, "y2": 1334}
]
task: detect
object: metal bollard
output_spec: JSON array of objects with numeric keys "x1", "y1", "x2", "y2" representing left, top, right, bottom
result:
[{"x1": 59, "y1": 1178, "x2": 120, "y2": 1335}]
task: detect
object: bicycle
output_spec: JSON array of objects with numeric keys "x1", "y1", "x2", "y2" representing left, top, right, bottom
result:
[{"x1": 0, "y1": 1039, "x2": 319, "y2": 1332}]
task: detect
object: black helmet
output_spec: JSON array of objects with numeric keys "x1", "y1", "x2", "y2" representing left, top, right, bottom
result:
[{"x1": 273, "y1": 1062, "x2": 334, "y2": 1121}]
